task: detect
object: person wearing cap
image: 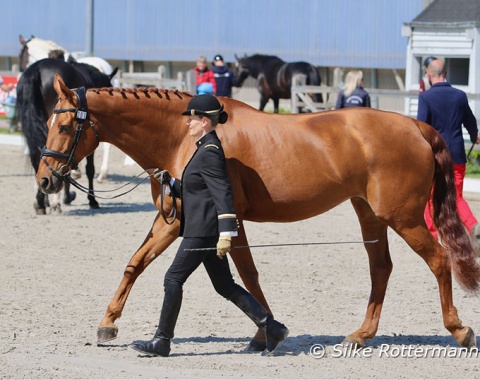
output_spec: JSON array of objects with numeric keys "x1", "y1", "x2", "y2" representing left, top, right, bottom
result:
[
  {"x1": 131, "y1": 94, "x2": 289, "y2": 357},
  {"x1": 193, "y1": 55, "x2": 216, "y2": 95},
  {"x1": 419, "y1": 56, "x2": 437, "y2": 93},
  {"x1": 417, "y1": 59, "x2": 480, "y2": 244},
  {"x1": 211, "y1": 54, "x2": 239, "y2": 97}
]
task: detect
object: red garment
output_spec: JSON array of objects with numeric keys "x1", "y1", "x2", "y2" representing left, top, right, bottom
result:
[
  {"x1": 193, "y1": 67, "x2": 216, "y2": 93},
  {"x1": 424, "y1": 163, "x2": 478, "y2": 239}
]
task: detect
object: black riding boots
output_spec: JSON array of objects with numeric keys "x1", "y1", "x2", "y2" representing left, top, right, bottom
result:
[
  {"x1": 131, "y1": 281, "x2": 182, "y2": 357},
  {"x1": 229, "y1": 287, "x2": 289, "y2": 355}
]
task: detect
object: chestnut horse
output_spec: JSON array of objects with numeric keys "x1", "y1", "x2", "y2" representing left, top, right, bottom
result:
[{"x1": 37, "y1": 74, "x2": 480, "y2": 351}]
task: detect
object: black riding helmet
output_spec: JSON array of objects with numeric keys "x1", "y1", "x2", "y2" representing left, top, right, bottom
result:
[{"x1": 182, "y1": 94, "x2": 228, "y2": 124}]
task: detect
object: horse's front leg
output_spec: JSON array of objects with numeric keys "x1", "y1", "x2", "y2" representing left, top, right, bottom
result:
[
  {"x1": 229, "y1": 220, "x2": 271, "y2": 351},
  {"x1": 85, "y1": 153, "x2": 99, "y2": 209},
  {"x1": 272, "y1": 98, "x2": 280, "y2": 114},
  {"x1": 97, "y1": 213, "x2": 179, "y2": 343}
]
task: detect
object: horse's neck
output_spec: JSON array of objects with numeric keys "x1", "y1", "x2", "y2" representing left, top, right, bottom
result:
[
  {"x1": 87, "y1": 89, "x2": 191, "y2": 173},
  {"x1": 249, "y1": 56, "x2": 283, "y2": 78}
]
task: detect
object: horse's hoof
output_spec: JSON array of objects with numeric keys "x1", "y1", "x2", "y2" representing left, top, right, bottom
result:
[
  {"x1": 63, "y1": 191, "x2": 77, "y2": 205},
  {"x1": 245, "y1": 339, "x2": 267, "y2": 352},
  {"x1": 97, "y1": 173, "x2": 107, "y2": 183},
  {"x1": 50, "y1": 203, "x2": 62, "y2": 214},
  {"x1": 97, "y1": 327, "x2": 118, "y2": 344},
  {"x1": 341, "y1": 336, "x2": 365, "y2": 348},
  {"x1": 34, "y1": 206, "x2": 47, "y2": 215},
  {"x1": 459, "y1": 327, "x2": 476, "y2": 348},
  {"x1": 90, "y1": 201, "x2": 100, "y2": 209}
]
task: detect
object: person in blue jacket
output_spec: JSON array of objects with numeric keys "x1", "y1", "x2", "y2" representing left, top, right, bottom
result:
[
  {"x1": 417, "y1": 59, "x2": 480, "y2": 241},
  {"x1": 211, "y1": 54, "x2": 238, "y2": 97},
  {"x1": 131, "y1": 94, "x2": 289, "y2": 357},
  {"x1": 335, "y1": 70, "x2": 370, "y2": 109}
]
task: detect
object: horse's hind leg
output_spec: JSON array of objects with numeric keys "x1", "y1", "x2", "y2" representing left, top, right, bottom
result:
[
  {"x1": 342, "y1": 198, "x2": 392, "y2": 347},
  {"x1": 392, "y1": 216, "x2": 475, "y2": 348},
  {"x1": 229, "y1": 220, "x2": 271, "y2": 351},
  {"x1": 85, "y1": 153, "x2": 100, "y2": 209}
]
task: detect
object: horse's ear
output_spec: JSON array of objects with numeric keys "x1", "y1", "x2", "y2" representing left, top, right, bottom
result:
[
  {"x1": 19, "y1": 34, "x2": 26, "y2": 45},
  {"x1": 53, "y1": 73, "x2": 70, "y2": 97},
  {"x1": 234, "y1": 53, "x2": 239, "y2": 61}
]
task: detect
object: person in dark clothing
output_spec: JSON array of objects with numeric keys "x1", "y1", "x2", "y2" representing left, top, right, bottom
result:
[
  {"x1": 417, "y1": 59, "x2": 480, "y2": 241},
  {"x1": 335, "y1": 70, "x2": 370, "y2": 109},
  {"x1": 131, "y1": 94, "x2": 289, "y2": 357},
  {"x1": 211, "y1": 54, "x2": 238, "y2": 97}
]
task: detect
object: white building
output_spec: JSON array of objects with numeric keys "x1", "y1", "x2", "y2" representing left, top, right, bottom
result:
[{"x1": 403, "y1": 0, "x2": 480, "y2": 116}]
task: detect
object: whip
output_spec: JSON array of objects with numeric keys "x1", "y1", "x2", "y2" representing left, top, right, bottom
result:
[{"x1": 185, "y1": 239, "x2": 379, "y2": 252}]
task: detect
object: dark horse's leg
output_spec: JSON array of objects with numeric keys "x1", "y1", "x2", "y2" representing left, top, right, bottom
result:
[
  {"x1": 34, "y1": 188, "x2": 47, "y2": 215},
  {"x1": 63, "y1": 154, "x2": 99, "y2": 208},
  {"x1": 257, "y1": 75, "x2": 271, "y2": 112},
  {"x1": 85, "y1": 153, "x2": 99, "y2": 209},
  {"x1": 272, "y1": 98, "x2": 280, "y2": 114},
  {"x1": 63, "y1": 181, "x2": 77, "y2": 205}
]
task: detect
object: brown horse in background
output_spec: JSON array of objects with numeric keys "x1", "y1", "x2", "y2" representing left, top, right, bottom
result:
[{"x1": 37, "y1": 74, "x2": 480, "y2": 351}]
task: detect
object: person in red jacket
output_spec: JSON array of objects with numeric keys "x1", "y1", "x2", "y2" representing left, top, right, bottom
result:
[{"x1": 193, "y1": 55, "x2": 216, "y2": 95}]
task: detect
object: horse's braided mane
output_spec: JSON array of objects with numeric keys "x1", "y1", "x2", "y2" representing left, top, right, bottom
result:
[{"x1": 88, "y1": 87, "x2": 192, "y2": 100}]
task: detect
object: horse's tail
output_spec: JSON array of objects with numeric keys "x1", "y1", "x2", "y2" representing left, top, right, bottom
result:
[
  {"x1": 16, "y1": 65, "x2": 49, "y2": 172},
  {"x1": 416, "y1": 120, "x2": 480, "y2": 292}
]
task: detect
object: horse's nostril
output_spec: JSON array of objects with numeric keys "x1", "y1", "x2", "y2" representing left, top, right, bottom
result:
[{"x1": 41, "y1": 177, "x2": 49, "y2": 191}]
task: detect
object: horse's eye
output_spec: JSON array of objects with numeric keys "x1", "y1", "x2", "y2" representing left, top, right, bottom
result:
[{"x1": 60, "y1": 125, "x2": 71, "y2": 133}]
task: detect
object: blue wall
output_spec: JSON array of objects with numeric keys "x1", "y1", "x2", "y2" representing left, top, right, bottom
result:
[{"x1": 2, "y1": 0, "x2": 424, "y2": 69}]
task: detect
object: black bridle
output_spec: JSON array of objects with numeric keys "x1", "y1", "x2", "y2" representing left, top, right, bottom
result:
[
  {"x1": 40, "y1": 86, "x2": 177, "y2": 224},
  {"x1": 40, "y1": 86, "x2": 97, "y2": 179}
]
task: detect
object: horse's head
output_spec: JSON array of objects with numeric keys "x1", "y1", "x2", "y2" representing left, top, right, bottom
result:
[
  {"x1": 37, "y1": 74, "x2": 100, "y2": 195},
  {"x1": 234, "y1": 54, "x2": 251, "y2": 87}
]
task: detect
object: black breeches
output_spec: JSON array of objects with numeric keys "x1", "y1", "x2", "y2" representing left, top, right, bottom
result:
[{"x1": 164, "y1": 236, "x2": 240, "y2": 298}]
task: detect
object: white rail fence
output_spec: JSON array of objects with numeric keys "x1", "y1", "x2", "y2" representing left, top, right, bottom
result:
[
  {"x1": 116, "y1": 65, "x2": 197, "y2": 93},
  {"x1": 291, "y1": 73, "x2": 480, "y2": 116}
]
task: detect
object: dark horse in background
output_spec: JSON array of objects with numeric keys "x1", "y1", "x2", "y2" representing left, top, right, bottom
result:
[
  {"x1": 234, "y1": 54, "x2": 322, "y2": 113},
  {"x1": 16, "y1": 58, "x2": 117, "y2": 214}
]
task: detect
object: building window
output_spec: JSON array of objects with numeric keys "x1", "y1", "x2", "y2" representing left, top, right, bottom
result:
[{"x1": 445, "y1": 58, "x2": 469, "y2": 86}]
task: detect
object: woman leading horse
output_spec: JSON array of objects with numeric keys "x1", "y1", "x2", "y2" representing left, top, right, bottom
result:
[{"x1": 37, "y1": 74, "x2": 480, "y2": 352}]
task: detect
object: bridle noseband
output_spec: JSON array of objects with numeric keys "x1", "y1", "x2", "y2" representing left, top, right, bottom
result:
[{"x1": 40, "y1": 87, "x2": 99, "y2": 179}]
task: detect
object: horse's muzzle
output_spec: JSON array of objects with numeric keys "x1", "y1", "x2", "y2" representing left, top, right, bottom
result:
[{"x1": 38, "y1": 173, "x2": 64, "y2": 194}]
